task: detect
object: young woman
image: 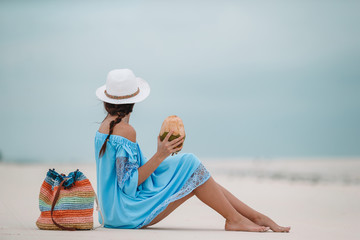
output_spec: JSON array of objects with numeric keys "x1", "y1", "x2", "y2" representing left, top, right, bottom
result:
[{"x1": 95, "y1": 69, "x2": 290, "y2": 232}]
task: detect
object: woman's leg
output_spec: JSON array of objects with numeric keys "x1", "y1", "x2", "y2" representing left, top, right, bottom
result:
[
  {"x1": 216, "y1": 182, "x2": 291, "y2": 232},
  {"x1": 145, "y1": 177, "x2": 269, "y2": 232},
  {"x1": 192, "y1": 177, "x2": 268, "y2": 232}
]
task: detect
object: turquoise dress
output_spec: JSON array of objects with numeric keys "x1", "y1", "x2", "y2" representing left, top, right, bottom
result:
[{"x1": 94, "y1": 131, "x2": 211, "y2": 229}]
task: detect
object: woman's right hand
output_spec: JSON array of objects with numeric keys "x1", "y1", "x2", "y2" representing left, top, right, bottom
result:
[{"x1": 156, "y1": 130, "x2": 185, "y2": 160}]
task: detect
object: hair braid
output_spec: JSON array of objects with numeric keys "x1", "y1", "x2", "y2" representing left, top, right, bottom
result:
[{"x1": 98, "y1": 103, "x2": 134, "y2": 158}]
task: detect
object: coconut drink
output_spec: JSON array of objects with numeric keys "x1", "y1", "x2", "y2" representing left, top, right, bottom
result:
[{"x1": 159, "y1": 115, "x2": 185, "y2": 154}]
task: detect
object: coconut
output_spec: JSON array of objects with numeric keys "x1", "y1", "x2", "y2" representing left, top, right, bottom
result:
[{"x1": 159, "y1": 115, "x2": 185, "y2": 154}]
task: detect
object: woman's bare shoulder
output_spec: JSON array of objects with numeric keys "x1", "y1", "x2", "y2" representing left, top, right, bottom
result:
[{"x1": 113, "y1": 122, "x2": 137, "y2": 143}]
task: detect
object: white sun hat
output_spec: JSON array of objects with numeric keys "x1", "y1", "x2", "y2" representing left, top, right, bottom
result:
[{"x1": 96, "y1": 69, "x2": 150, "y2": 104}]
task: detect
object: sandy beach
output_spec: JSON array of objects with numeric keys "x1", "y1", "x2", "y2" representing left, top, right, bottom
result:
[{"x1": 1, "y1": 158, "x2": 359, "y2": 240}]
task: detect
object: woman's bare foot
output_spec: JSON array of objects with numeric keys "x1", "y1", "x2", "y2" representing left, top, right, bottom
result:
[
  {"x1": 253, "y1": 214, "x2": 290, "y2": 232},
  {"x1": 225, "y1": 216, "x2": 270, "y2": 232}
]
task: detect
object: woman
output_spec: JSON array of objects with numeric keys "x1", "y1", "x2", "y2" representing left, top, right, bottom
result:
[{"x1": 95, "y1": 69, "x2": 290, "y2": 232}]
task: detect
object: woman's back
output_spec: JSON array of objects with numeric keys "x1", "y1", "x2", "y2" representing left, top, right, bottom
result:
[{"x1": 98, "y1": 116, "x2": 136, "y2": 143}]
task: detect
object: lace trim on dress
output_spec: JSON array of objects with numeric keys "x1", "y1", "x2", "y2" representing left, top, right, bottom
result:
[
  {"x1": 136, "y1": 163, "x2": 211, "y2": 229},
  {"x1": 116, "y1": 157, "x2": 139, "y2": 187}
]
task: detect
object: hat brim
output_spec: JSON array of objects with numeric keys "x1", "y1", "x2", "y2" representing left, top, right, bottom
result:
[{"x1": 95, "y1": 77, "x2": 150, "y2": 104}]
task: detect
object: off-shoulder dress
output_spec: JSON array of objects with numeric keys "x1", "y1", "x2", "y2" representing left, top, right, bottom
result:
[{"x1": 94, "y1": 131, "x2": 211, "y2": 229}]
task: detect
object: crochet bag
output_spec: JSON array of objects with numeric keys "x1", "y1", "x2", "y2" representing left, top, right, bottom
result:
[{"x1": 36, "y1": 169, "x2": 104, "y2": 230}]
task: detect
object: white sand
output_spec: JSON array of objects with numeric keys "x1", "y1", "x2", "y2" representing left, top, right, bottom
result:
[{"x1": 1, "y1": 158, "x2": 359, "y2": 240}]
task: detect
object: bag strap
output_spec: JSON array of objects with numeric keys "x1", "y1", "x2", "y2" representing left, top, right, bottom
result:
[
  {"x1": 93, "y1": 194, "x2": 105, "y2": 229},
  {"x1": 51, "y1": 180, "x2": 77, "y2": 231},
  {"x1": 50, "y1": 179, "x2": 104, "y2": 230}
]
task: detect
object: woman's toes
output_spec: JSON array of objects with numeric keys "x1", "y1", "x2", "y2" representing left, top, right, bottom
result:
[
  {"x1": 276, "y1": 226, "x2": 291, "y2": 232},
  {"x1": 283, "y1": 226, "x2": 291, "y2": 232}
]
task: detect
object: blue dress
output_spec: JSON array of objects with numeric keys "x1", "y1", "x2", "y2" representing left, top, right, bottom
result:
[{"x1": 94, "y1": 131, "x2": 211, "y2": 229}]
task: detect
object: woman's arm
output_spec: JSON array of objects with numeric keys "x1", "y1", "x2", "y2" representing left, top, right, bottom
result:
[{"x1": 137, "y1": 131, "x2": 184, "y2": 186}]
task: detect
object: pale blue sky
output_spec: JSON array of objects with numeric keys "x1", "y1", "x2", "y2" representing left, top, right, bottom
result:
[{"x1": 0, "y1": 0, "x2": 359, "y2": 162}]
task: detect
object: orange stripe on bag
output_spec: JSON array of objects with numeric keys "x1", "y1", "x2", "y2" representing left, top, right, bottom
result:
[{"x1": 40, "y1": 209, "x2": 93, "y2": 218}]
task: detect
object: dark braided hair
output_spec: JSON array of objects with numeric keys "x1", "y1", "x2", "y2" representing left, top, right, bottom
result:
[{"x1": 98, "y1": 102, "x2": 134, "y2": 158}]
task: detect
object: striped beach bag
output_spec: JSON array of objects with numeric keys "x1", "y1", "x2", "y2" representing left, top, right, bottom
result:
[{"x1": 36, "y1": 169, "x2": 104, "y2": 230}]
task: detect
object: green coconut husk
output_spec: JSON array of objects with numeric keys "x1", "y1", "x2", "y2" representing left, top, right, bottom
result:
[{"x1": 159, "y1": 132, "x2": 186, "y2": 155}]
